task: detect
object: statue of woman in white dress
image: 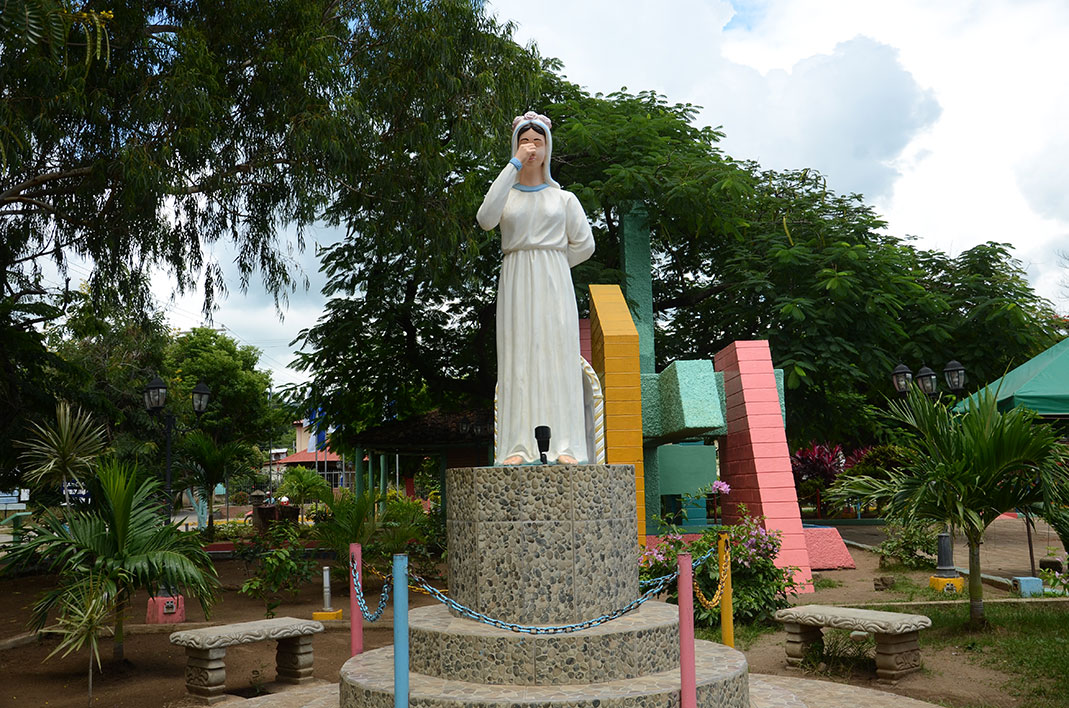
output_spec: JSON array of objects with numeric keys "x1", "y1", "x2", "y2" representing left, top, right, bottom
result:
[{"x1": 477, "y1": 111, "x2": 595, "y2": 465}]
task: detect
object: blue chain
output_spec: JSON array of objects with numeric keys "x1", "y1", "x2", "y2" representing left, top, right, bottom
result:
[
  {"x1": 639, "y1": 545, "x2": 718, "y2": 588},
  {"x1": 408, "y1": 570, "x2": 680, "y2": 635},
  {"x1": 349, "y1": 554, "x2": 391, "y2": 622}
]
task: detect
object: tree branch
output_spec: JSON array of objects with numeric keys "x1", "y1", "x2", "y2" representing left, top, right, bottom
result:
[
  {"x1": 0, "y1": 167, "x2": 94, "y2": 200},
  {"x1": 653, "y1": 282, "x2": 731, "y2": 312}
]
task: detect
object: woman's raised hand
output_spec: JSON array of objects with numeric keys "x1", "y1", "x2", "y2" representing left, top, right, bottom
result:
[{"x1": 514, "y1": 143, "x2": 539, "y2": 164}]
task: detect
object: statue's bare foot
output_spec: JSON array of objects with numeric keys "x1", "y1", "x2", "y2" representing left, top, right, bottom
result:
[
  {"x1": 503, "y1": 455, "x2": 524, "y2": 465},
  {"x1": 557, "y1": 454, "x2": 577, "y2": 464}
]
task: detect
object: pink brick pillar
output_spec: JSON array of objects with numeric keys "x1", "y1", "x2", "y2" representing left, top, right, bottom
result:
[{"x1": 714, "y1": 341, "x2": 813, "y2": 592}]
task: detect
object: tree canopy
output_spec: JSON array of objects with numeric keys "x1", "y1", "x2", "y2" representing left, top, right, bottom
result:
[
  {"x1": 1, "y1": 0, "x2": 540, "y2": 476},
  {"x1": 296, "y1": 73, "x2": 1064, "y2": 449}
]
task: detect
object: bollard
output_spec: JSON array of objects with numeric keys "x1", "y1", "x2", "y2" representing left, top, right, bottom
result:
[
  {"x1": 393, "y1": 554, "x2": 410, "y2": 708},
  {"x1": 719, "y1": 533, "x2": 734, "y2": 648},
  {"x1": 677, "y1": 552, "x2": 696, "y2": 708},
  {"x1": 350, "y1": 543, "x2": 363, "y2": 656},
  {"x1": 323, "y1": 566, "x2": 332, "y2": 610}
]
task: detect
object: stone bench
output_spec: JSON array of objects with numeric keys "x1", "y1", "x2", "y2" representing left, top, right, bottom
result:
[
  {"x1": 774, "y1": 604, "x2": 931, "y2": 682},
  {"x1": 170, "y1": 617, "x2": 324, "y2": 704}
]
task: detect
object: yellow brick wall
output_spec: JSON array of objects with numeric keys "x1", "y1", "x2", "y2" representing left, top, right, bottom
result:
[{"x1": 588, "y1": 284, "x2": 646, "y2": 545}]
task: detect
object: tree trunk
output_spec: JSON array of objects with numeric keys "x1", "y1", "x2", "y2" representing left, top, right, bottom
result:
[
  {"x1": 87, "y1": 653, "x2": 93, "y2": 707},
  {"x1": 967, "y1": 534, "x2": 985, "y2": 628},
  {"x1": 207, "y1": 506, "x2": 215, "y2": 542}
]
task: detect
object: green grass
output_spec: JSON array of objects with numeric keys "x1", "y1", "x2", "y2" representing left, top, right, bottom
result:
[
  {"x1": 876, "y1": 602, "x2": 1069, "y2": 708},
  {"x1": 695, "y1": 621, "x2": 777, "y2": 651},
  {"x1": 811, "y1": 575, "x2": 843, "y2": 591}
]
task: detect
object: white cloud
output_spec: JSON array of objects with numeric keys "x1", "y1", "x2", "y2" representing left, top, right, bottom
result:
[{"x1": 491, "y1": 0, "x2": 1069, "y2": 313}]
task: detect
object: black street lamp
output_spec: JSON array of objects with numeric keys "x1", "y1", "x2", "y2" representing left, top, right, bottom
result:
[
  {"x1": 943, "y1": 360, "x2": 966, "y2": 394},
  {"x1": 890, "y1": 364, "x2": 913, "y2": 396},
  {"x1": 891, "y1": 360, "x2": 966, "y2": 400},
  {"x1": 144, "y1": 375, "x2": 211, "y2": 502},
  {"x1": 915, "y1": 365, "x2": 938, "y2": 397}
]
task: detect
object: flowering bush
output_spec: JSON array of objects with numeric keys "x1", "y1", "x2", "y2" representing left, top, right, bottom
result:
[
  {"x1": 639, "y1": 509, "x2": 799, "y2": 628},
  {"x1": 1040, "y1": 562, "x2": 1069, "y2": 594}
]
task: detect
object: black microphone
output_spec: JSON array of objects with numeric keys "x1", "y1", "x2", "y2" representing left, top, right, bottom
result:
[{"x1": 534, "y1": 426, "x2": 551, "y2": 465}]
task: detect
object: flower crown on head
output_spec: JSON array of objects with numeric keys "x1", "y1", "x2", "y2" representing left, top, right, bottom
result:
[{"x1": 512, "y1": 111, "x2": 552, "y2": 132}]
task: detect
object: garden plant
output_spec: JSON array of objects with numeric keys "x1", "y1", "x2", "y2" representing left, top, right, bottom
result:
[
  {"x1": 830, "y1": 387, "x2": 1069, "y2": 626},
  {"x1": 640, "y1": 509, "x2": 799, "y2": 628},
  {"x1": 4, "y1": 458, "x2": 219, "y2": 659}
]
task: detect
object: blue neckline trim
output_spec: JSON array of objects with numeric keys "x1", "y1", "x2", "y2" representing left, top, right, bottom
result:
[{"x1": 513, "y1": 183, "x2": 549, "y2": 192}]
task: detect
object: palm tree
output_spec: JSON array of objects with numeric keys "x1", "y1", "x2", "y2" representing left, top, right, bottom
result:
[
  {"x1": 279, "y1": 465, "x2": 330, "y2": 521},
  {"x1": 4, "y1": 458, "x2": 219, "y2": 660},
  {"x1": 180, "y1": 431, "x2": 254, "y2": 540},
  {"x1": 17, "y1": 402, "x2": 106, "y2": 505},
  {"x1": 313, "y1": 489, "x2": 380, "y2": 565},
  {"x1": 831, "y1": 388, "x2": 1069, "y2": 626}
]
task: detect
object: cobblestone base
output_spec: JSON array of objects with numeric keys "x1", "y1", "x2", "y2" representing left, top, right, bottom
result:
[
  {"x1": 340, "y1": 639, "x2": 748, "y2": 708},
  {"x1": 408, "y1": 602, "x2": 680, "y2": 685}
]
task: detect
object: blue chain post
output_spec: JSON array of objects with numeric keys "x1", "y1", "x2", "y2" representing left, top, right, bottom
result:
[{"x1": 393, "y1": 554, "x2": 409, "y2": 708}]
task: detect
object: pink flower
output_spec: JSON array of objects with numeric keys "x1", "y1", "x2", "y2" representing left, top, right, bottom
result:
[{"x1": 711, "y1": 480, "x2": 731, "y2": 495}]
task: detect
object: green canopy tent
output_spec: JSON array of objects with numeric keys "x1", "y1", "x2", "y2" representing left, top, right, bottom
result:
[{"x1": 955, "y1": 337, "x2": 1069, "y2": 418}]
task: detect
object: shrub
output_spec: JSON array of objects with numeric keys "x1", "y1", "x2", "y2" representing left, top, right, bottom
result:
[
  {"x1": 640, "y1": 510, "x2": 799, "y2": 627},
  {"x1": 231, "y1": 490, "x2": 249, "y2": 506},
  {"x1": 875, "y1": 521, "x2": 938, "y2": 569},
  {"x1": 791, "y1": 443, "x2": 845, "y2": 517},
  {"x1": 239, "y1": 523, "x2": 316, "y2": 617}
]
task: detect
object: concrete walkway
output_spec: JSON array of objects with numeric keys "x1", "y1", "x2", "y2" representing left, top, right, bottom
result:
[{"x1": 824, "y1": 513, "x2": 1064, "y2": 580}]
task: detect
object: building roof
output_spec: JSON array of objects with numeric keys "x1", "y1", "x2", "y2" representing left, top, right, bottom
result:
[{"x1": 276, "y1": 449, "x2": 342, "y2": 465}]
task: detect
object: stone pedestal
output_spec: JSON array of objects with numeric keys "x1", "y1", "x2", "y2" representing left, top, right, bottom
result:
[
  {"x1": 276, "y1": 635, "x2": 316, "y2": 684},
  {"x1": 782, "y1": 622, "x2": 823, "y2": 667},
  {"x1": 184, "y1": 647, "x2": 228, "y2": 704},
  {"x1": 446, "y1": 464, "x2": 638, "y2": 624},
  {"x1": 341, "y1": 464, "x2": 750, "y2": 708},
  {"x1": 874, "y1": 631, "x2": 922, "y2": 682}
]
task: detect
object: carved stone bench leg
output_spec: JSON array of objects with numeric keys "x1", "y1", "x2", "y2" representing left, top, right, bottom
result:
[
  {"x1": 874, "y1": 630, "x2": 922, "y2": 682},
  {"x1": 782, "y1": 622, "x2": 823, "y2": 667},
  {"x1": 184, "y1": 646, "x2": 227, "y2": 704},
  {"x1": 276, "y1": 635, "x2": 315, "y2": 684}
]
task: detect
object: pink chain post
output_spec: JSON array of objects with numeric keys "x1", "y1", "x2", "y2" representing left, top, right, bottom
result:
[
  {"x1": 678, "y1": 552, "x2": 697, "y2": 708},
  {"x1": 350, "y1": 542, "x2": 363, "y2": 656}
]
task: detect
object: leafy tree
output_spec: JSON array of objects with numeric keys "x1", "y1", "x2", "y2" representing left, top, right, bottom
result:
[
  {"x1": 294, "y1": 82, "x2": 750, "y2": 437},
  {"x1": 5, "y1": 0, "x2": 528, "y2": 478},
  {"x1": 43, "y1": 288, "x2": 171, "y2": 468},
  {"x1": 829, "y1": 388, "x2": 1069, "y2": 627},
  {"x1": 17, "y1": 401, "x2": 106, "y2": 505},
  {"x1": 4, "y1": 458, "x2": 219, "y2": 659},
  {"x1": 179, "y1": 431, "x2": 256, "y2": 540},
  {"x1": 1, "y1": 0, "x2": 337, "y2": 479},
  {"x1": 165, "y1": 328, "x2": 288, "y2": 446},
  {"x1": 278, "y1": 465, "x2": 330, "y2": 521}
]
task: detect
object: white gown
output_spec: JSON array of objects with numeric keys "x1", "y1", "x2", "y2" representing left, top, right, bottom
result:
[{"x1": 477, "y1": 163, "x2": 595, "y2": 464}]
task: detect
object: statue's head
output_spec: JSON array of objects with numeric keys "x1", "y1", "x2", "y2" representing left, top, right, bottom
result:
[{"x1": 511, "y1": 111, "x2": 560, "y2": 188}]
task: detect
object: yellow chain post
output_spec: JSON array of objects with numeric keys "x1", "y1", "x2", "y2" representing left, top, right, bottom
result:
[{"x1": 719, "y1": 532, "x2": 734, "y2": 647}]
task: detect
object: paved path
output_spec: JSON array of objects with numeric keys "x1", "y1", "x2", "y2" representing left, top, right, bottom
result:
[{"x1": 825, "y1": 514, "x2": 1063, "y2": 580}]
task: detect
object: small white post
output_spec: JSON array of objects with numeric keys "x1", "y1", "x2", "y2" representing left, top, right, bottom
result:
[{"x1": 322, "y1": 566, "x2": 332, "y2": 611}]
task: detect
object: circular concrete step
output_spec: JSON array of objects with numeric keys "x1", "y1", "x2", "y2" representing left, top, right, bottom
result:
[
  {"x1": 340, "y1": 639, "x2": 748, "y2": 708},
  {"x1": 408, "y1": 601, "x2": 680, "y2": 685}
]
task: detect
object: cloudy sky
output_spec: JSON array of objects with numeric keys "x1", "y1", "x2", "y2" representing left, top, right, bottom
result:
[{"x1": 160, "y1": 0, "x2": 1069, "y2": 387}]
